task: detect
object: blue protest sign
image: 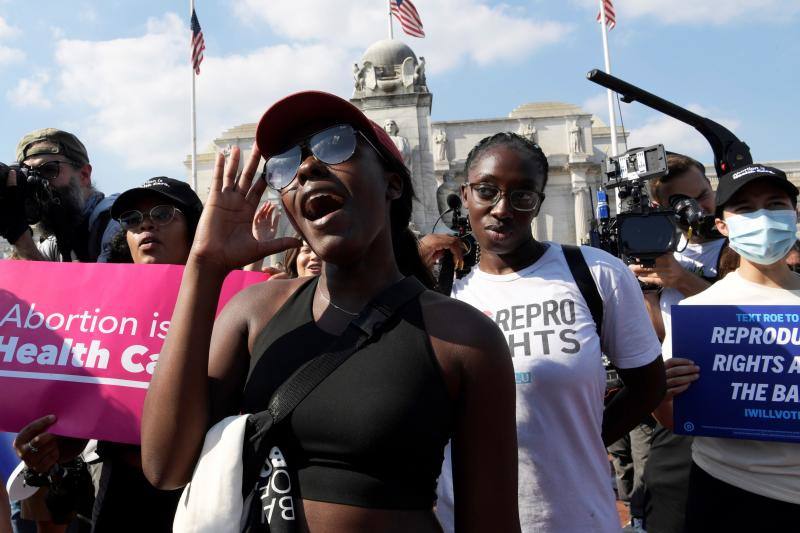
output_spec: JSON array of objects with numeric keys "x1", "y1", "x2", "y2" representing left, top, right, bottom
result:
[{"x1": 673, "y1": 305, "x2": 800, "y2": 443}]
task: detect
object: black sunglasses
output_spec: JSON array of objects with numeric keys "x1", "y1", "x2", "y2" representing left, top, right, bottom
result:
[
  {"x1": 118, "y1": 205, "x2": 183, "y2": 231},
  {"x1": 261, "y1": 124, "x2": 384, "y2": 191},
  {"x1": 21, "y1": 160, "x2": 77, "y2": 180}
]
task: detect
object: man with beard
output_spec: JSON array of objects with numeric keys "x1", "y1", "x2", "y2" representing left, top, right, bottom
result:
[{"x1": 1, "y1": 128, "x2": 118, "y2": 262}]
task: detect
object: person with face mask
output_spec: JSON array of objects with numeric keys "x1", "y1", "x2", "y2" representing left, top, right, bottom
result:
[
  {"x1": 655, "y1": 164, "x2": 800, "y2": 531},
  {"x1": 1, "y1": 129, "x2": 119, "y2": 263},
  {"x1": 625, "y1": 153, "x2": 736, "y2": 533}
]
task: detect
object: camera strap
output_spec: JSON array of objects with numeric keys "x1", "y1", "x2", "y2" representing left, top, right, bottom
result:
[{"x1": 562, "y1": 245, "x2": 603, "y2": 339}]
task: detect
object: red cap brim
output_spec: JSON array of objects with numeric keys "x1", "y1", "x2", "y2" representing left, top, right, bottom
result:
[{"x1": 255, "y1": 91, "x2": 406, "y2": 170}]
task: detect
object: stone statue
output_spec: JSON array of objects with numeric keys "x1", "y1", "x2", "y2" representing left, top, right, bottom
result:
[
  {"x1": 569, "y1": 123, "x2": 584, "y2": 154},
  {"x1": 353, "y1": 62, "x2": 366, "y2": 91},
  {"x1": 434, "y1": 130, "x2": 447, "y2": 162},
  {"x1": 519, "y1": 122, "x2": 537, "y2": 143},
  {"x1": 414, "y1": 56, "x2": 427, "y2": 88},
  {"x1": 383, "y1": 119, "x2": 411, "y2": 166}
]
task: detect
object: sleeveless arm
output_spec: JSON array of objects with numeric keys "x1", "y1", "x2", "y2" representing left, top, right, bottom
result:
[
  {"x1": 141, "y1": 261, "x2": 246, "y2": 489},
  {"x1": 424, "y1": 296, "x2": 520, "y2": 533}
]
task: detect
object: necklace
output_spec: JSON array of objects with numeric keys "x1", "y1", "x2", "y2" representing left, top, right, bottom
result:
[{"x1": 318, "y1": 288, "x2": 360, "y2": 316}]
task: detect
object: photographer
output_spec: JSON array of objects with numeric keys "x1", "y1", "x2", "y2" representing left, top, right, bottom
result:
[
  {"x1": 425, "y1": 132, "x2": 665, "y2": 532},
  {"x1": 631, "y1": 153, "x2": 733, "y2": 343},
  {"x1": 622, "y1": 153, "x2": 734, "y2": 532},
  {"x1": 1, "y1": 129, "x2": 118, "y2": 263}
]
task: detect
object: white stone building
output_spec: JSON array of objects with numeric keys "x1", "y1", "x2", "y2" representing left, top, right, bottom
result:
[{"x1": 187, "y1": 38, "x2": 800, "y2": 247}]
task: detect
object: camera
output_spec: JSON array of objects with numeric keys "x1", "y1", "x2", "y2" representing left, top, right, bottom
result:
[
  {"x1": 586, "y1": 70, "x2": 751, "y2": 265},
  {"x1": 593, "y1": 144, "x2": 681, "y2": 265},
  {"x1": 0, "y1": 162, "x2": 57, "y2": 226},
  {"x1": 592, "y1": 145, "x2": 720, "y2": 266},
  {"x1": 433, "y1": 181, "x2": 478, "y2": 295}
]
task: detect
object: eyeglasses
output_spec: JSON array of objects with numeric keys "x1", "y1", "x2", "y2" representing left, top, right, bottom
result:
[
  {"x1": 261, "y1": 124, "x2": 383, "y2": 191},
  {"x1": 21, "y1": 160, "x2": 77, "y2": 180},
  {"x1": 118, "y1": 205, "x2": 183, "y2": 231},
  {"x1": 468, "y1": 183, "x2": 544, "y2": 212}
]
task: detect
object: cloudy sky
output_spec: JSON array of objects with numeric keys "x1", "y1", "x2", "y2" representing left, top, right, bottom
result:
[{"x1": 1, "y1": 0, "x2": 798, "y2": 194}]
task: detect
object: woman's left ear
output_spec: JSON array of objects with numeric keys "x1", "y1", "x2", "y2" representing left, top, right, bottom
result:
[
  {"x1": 386, "y1": 172, "x2": 403, "y2": 201},
  {"x1": 715, "y1": 217, "x2": 729, "y2": 237}
]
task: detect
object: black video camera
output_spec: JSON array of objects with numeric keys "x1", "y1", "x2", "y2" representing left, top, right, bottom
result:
[
  {"x1": 593, "y1": 144, "x2": 718, "y2": 266},
  {"x1": 433, "y1": 180, "x2": 478, "y2": 295},
  {"x1": 587, "y1": 69, "x2": 752, "y2": 266},
  {"x1": 0, "y1": 162, "x2": 57, "y2": 226}
]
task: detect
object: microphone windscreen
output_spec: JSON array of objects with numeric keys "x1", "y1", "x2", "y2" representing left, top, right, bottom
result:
[{"x1": 446, "y1": 193, "x2": 461, "y2": 209}]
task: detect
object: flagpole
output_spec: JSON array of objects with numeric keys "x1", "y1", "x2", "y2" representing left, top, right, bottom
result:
[
  {"x1": 598, "y1": 0, "x2": 622, "y2": 214},
  {"x1": 599, "y1": 0, "x2": 618, "y2": 158},
  {"x1": 388, "y1": 1, "x2": 394, "y2": 39},
  {"x1": 190, "y1": 0, "x2": 198, "y2": 192}
]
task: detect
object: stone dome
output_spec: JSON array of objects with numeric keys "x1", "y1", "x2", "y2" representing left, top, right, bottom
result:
[{"x1": 361, "y1": 39, "x2": 418, "y2": 69}]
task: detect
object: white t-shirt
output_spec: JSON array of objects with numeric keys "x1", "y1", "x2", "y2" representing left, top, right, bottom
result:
[
  {"x1": 666, "y1": 271, "x2": 800, "y2": 504},
  {"x1": 660, "y1": 237, "x2": 726, "y2": 358},
  {"x1": 435, "y1": 243, "x2": 662, "y2": 533}
]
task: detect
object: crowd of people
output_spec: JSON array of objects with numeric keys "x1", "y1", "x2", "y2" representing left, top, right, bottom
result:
[{"x1": 0, "y1": 90, "x2": 798, "y2": 533}]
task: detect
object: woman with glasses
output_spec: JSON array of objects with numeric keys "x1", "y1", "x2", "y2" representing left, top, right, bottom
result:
[
  {"x1": 422, "y1": 132, "x2": 666, "y2": 533},
  {"x1": 141, "y1": 92, "x2": 520, "y2": 533},
  {"x1": 12, "y1": 177, "x2": 204, "y2": 532}
]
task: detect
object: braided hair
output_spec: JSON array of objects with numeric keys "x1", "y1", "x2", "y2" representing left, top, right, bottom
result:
[
  {"x1": 463, "y1": 132, "x2": 549, "y2": 190},
  {"x1": 388, "y1": 164, "x2": 436, "y2": 289}
]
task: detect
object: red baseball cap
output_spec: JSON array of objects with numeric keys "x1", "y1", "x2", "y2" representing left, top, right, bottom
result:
[{"x1": 255, "y1": 91, "x2": 406, "y2": 172}]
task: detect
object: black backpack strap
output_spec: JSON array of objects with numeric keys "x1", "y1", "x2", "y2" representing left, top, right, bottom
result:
[
  {"x1": 242, "y1": 276, "x2": 426, "y2": 492},
  {"x1": 562, "y1": 245, "x2": 603, "y2": 339}
]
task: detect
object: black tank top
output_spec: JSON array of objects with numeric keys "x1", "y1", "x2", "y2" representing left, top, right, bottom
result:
[{"x1": 242, "y1": 277, "x2": 454, "y2": 510}]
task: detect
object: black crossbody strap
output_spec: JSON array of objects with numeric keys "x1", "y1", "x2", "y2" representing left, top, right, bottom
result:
[
  {"x1": 562, "y1": 245, "x2": 604, "y2": 339},
  {"x1": 252, "y1": 276, "x2": 426, "y2": 429}
]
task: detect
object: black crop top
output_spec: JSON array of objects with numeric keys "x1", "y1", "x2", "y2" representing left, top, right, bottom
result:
[{"x1": 241, "y1": 277, "x2": 454, "y2": 510}]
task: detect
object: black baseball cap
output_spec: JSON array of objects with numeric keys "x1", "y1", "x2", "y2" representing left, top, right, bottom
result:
[
  {"x1": 715, "y1": 164, "x2": 798, "y2": 210},
  {"x1": 111, "y1": 177, "x2": 203, "y2": 221}
]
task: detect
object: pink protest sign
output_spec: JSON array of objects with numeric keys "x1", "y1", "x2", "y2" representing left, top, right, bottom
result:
[{"x1": 0, "y1": 261, "x2": 265, "y2": 444}]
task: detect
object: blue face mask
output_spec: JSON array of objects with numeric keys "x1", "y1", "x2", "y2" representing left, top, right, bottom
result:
[{"x1": 725, "y1": 209, "x2": 798, "y2": 265}]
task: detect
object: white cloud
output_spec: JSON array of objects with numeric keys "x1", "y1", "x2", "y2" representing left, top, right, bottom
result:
[
  {"x1": 626, "y1": 105, "x2": 741, "y2": 162},
  {"x1": 0, "y1": 16, "x2": 24, "y2": 64},
  {"x1": 49, "y1": 4, "x2": 570, "y2": 179},
  {"x1": 575, "y1": 0, "x2": 800, "y2": 25},
  {"x1": 0, "y1": 15, "x2": 19, "y2": 39},
  {"x1": 53, "y1": 13, "x2": 349, "y2": 173},
  {"x1": 6, "y1": 71, "x2": 52, "y2": 108},
  {"x1": 233, "y1": 0, "x2": 571, "y2": 73},
  {"x1": 77, "y1": 5, "x2": 99, "y2": 23},
  {"x1": 582, "y1": 92, "x2": 610, "y2": 119},
  {"x1": 0, "y1": 44, "x2": 23, "y2": 65}
]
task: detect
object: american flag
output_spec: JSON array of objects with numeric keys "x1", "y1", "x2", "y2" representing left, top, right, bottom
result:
[
  {"x1": 191, "y1": 9, "x2": 205, "y2": 75},
  {"x1": 597, "y1": 0, "x2": 616, "y2": 30},
  {"x1": 390, "y1": 0, "x2": 425, "y2": 38}
]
